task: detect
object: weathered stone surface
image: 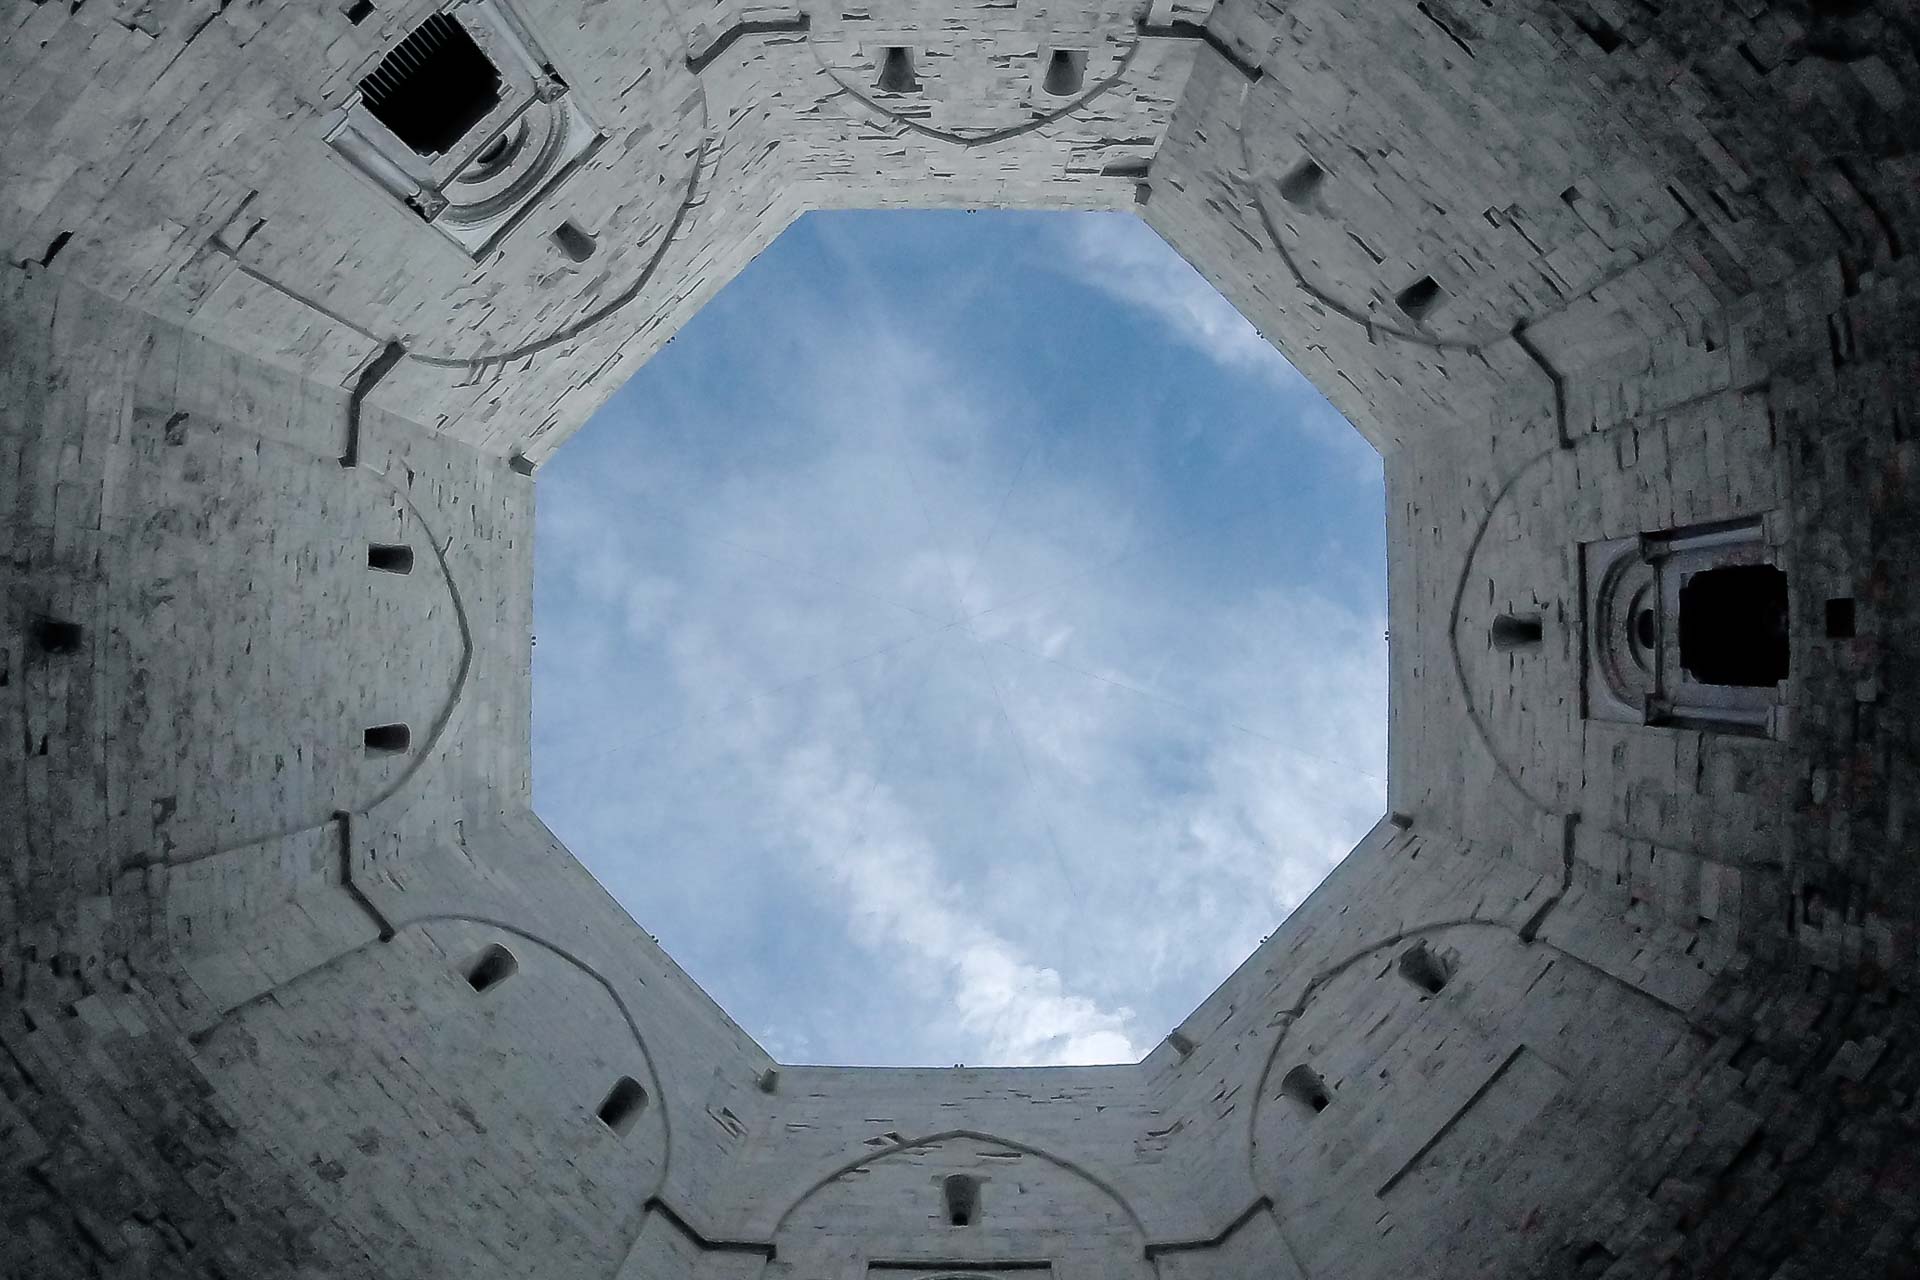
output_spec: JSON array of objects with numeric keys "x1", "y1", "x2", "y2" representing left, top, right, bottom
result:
[{"x1": 3, "y1": 0, "x2": 1918, "y2": 1276}]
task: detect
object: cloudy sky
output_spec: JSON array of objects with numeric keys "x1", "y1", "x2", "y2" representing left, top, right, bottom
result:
[{"x1": 532, "y1": 210, "x2": 1385, "y2": 1067}]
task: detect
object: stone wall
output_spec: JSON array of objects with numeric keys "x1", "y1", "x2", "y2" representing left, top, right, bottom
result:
[{"x1": 4, "y1": 0, "x2": 1918, "y2": 1275}]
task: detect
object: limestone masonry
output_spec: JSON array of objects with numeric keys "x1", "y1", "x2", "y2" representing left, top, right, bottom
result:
[{"x1": 3, "y1": 0, "x2": 1918, "y2": 1275}]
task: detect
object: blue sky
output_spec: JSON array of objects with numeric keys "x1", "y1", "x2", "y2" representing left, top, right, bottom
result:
[{"x1": 532, "y1": 210, "x2": 1386, "y2": 1067}]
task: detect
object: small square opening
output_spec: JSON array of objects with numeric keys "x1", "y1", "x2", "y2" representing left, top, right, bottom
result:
[
  {"x1": 364, "y1": 723, "x2": 411, "y2": 754},
  {"x1": 1278, "y1": 157, "x2": 1326, "y2": 206},
  {"x1": 552, "y1": 221, "x2": 597, "y2": 263},
  {"x1": 1395, "y1": 275, "x2": 1446, "y2": 323},
  {"x1": 31, "y1": 617, "x2": 85, "y2": 655},
  {"x1": 1825, "y1": 597, "x2": 1855, "y2": 639},
  {"x1": 597, "y1": 1077, "x2": 648, "y2": 1135},
  {"x1": 368, "y1": 544, "x2": 415, "y2": 574}
]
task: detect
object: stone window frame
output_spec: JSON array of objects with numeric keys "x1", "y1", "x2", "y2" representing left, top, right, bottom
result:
[
  {"x1": 322, "y1": 0, "x2": 603, "y2": 257},
  {"x1": 1581, "y1": 514, "x2": 1791, "y2": 739}
]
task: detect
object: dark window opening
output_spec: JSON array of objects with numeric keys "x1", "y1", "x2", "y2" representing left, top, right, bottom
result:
[
  {"x1": 31, "y1": 617, "x2": 84, "y2": 655},
  {"x1": 1490, "y1": 612, "x2": 1542, "y2": 650},
  {"x1": 344, "y1": 0, "x2": 374, "y2": 23},
  {"x1": 1280, "y1": 1064, "x2": 1331, "y2": 1115},
  {"x1": 1042, "y1": 49, "x2": 1086, "y2": 96},
  {"x1": 1825, "y1": 597, "x2": 1855, "y2": 639},
  {"x1": 464, "y1": 943, "x2": 517, "y2": 993},
  {"x1": 1678, "y1": 564, "x2": 1789, "y2": 687},
  {"x1": 364, "y1": 723, "x2": 411, "y2": 754},
  {"x1": 1396, "y1": 942, "x2": 1454, "y2": 995},
  {"x1": 509, "y1": 452, "x2": 536, "y2": 476},
  {"x1": 943, "y1": 1174, "x2": 980, "y2": 1226},
  {"x1": 552, "y1": 221, "x2": 597, "y2": 262},
  {"x1": 359, "y1": 13, "x2": 502, "y2": 156},
  {"x1": 598, "y1": 1077, "x2": 648, "y2": 1135},
  {"x1": 368, "y1": 544, "x2": 415, "y2": 574},
  {"x1": 1395, "y1": 275, "x2": 1446, "y2": 323},
  {"x1": 877, "y1": 46, "x2": 918, "y2": 92},
  {"x1": 1278, "y1": 157, "x2": 1326, "y2": 206}
]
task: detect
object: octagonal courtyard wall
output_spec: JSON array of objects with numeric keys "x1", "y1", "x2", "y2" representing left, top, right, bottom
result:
[{"x1": 4, "y1": 0, "x2": 1919, "y2": 1276}]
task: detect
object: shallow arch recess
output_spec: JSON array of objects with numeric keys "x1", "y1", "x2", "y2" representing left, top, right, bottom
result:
[
  {"x1": 191, "y1": 918, "x2": 669, "y2": 1278},
  {"x1": 1251, "y1": 923, "x2": 1701, "y2": 1280},
  {"x1": 774, "y1": 1132, "x2": 1149, "y2": 1278}
]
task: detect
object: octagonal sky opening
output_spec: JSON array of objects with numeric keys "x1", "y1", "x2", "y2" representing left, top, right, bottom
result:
[{"x1": 532, "y1": 209, "x2": 1386, "y2": 1068}]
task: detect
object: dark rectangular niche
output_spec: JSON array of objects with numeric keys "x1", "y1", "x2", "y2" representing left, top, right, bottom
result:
[
  {"x1": 359, "y1": 13, "x2": 502, "y2": 156},
  {"x1": 1042, "y1": 48, "x2": 1086, "y2": 96},
  {"x1": 1396, "y1": 942, "x2": 1454, "y2": 995},
  {"x1": 1395, "y1": 275, "x2": 1446, "y2": 323},
  {"x1": 877, "y1": 46, "x2": 918, "y2": 92},
  {"x1": 364, "y1": 723, "x2": 411, "y2": 754},
  {"x1": 1679, "y1": 564, "x2": 1789, "y2": 687},
  {"x1": 943, "y1": 1174, "x2": 980, "y2": 1226},
  {"x1": 1278, "y1": 156, "x2": 1326, "y2": 205},
  {"x1": 464, "y1": 943, "x2": 517, "y2": 993},
  {"x1": 31, "y1": 617, "x2": 84, "y2": 655},
  {"x1": 1826, "y1": 597, "x2": 1856, "y2": 639},
  {"x1": 367, "y1": 544, "x2": 415, "y2": 574},
  {"x1": 598, "y1": 1077, "x2": 648, "y2": 1135},
  {"x1": 552, "y1": 220, "x2": 597, "y2": 262}
]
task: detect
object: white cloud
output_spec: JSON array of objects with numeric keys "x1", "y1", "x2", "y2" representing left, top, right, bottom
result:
[
  {"x1": 773, "y1": 740, "x2": 1142, "y2": 1066},
  {"x1": 1055, "y1": 213, "x2": 1305, "y2": 388},
  {"x1": 534, "y1": 211, "x2": 1387, "y2": 1067}
]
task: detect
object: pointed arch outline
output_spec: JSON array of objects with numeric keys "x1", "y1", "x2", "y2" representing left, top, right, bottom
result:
[{"x1": 768, "y1": 1127, "x2": 1148, "y2": 1241}]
